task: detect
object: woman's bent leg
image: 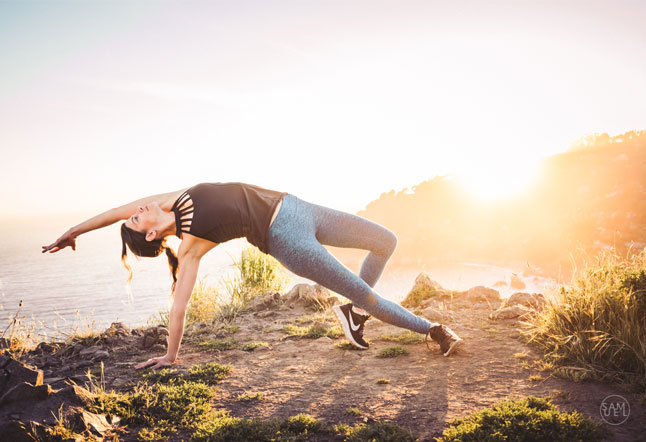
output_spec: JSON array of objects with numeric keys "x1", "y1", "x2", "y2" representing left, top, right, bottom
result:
[
  {"x1": 266, "y1": 195, "x2": 432, "y2": 335},
  {"x1": 307, "y1": 201, "x2": 397, "y2": 288}
]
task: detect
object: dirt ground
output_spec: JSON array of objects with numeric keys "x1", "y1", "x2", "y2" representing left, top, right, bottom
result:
[{"x1": 113, "y1": 298, "x2": 645, "y2": 442}]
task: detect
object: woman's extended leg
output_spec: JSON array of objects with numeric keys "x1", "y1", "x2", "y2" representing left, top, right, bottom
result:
[{"x1": 266, "y1": 194, "x2": 433, "y2": 335}]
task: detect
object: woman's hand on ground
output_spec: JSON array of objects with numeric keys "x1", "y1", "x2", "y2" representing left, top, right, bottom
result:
[
  {"x1": 134, "y1": 355, "x2": 174, "y2": 370},
  {"x1": 42, "y1": 229, "x2": 77, "y2": 253}
]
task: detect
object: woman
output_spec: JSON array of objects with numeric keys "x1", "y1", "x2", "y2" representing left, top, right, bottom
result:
[{"x1": 42, "y1": 182, "x2": 462, "y2": 370}]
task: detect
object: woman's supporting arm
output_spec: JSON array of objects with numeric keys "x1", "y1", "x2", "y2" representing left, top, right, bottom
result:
[{"x1": 134, "y1": 253, "x2": 200, "y2": 370}]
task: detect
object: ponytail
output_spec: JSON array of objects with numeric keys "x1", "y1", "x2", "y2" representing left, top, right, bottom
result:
[
  {"x1": 120, "y1": 223, "x2": 178, "y2": 293},
  {"x1": 165, "y1": 246, "x2": 179, "y2": 293}
]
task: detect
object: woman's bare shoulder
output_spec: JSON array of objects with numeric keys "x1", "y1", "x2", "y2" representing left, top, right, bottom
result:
[{"x1": 159, "y1": 187, "x2": 191, "y2": 211}]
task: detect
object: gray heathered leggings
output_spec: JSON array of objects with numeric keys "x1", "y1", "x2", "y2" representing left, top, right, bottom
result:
[{"x1": 266, "y1": 193, "x2": 432, "y2": 335}]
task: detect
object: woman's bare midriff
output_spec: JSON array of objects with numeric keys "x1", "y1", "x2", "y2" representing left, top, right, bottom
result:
[{"x1": 269, "y1": 199, "x2": 283, "y2": 228}]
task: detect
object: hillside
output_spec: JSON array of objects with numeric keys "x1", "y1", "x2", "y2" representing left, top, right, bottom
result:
[{"x1": 356, "y1": 130, "x2": 646, "y2": 277}]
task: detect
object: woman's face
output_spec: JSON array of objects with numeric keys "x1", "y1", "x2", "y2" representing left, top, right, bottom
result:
[{"x1": 125, "y1": 202, "x2": 162, "y2": 234}]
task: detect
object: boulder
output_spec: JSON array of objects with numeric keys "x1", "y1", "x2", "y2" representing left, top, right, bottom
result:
[
  {"x1": 0, "y1": 381, "x2": 53, "y2": 406},
  {"x1": 465, "y1": 286, "x2": 501, "y2": 303},
  {"x1": 53, "y1": 384, "x2": 95, "y2": 406},
  {"x1": 284, "y1": 284, "x2": 337, "y2": 310},
  {"x1": 402, "y1": 272, "x2": 445, "y2": 307},
  {"x1": 510, "y1": 273, "x2": 526, "y2": 289},
  {"x1": 489, "y1": 304, "x2": 533, "y2": 320},
  {"x1": 413, "y1": 272, "x2": 444, "y2": 291},
  {"x1": 250, "y1": 292, "x2": 282, "y2": 311},
  {"x1": 505, "y1": 292, "x2": 546, "y2": 310},
  {"x1": 2, "y1": 358, "x2": 43, "y2": 391}
]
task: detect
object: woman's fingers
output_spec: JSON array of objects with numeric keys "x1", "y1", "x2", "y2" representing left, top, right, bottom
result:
[
  {"x1": 135, "y1": 357, "x2": 170, "y2": 370},
  {"x1": 134, "y1": 358, "x2": 155, "y2": 370}
]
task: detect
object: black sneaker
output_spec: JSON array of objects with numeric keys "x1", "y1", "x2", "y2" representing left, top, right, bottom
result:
[
  {"x1": 332, "y1": 303, "x2": 370, "y2": 350},
  {"x1": 427, "y1": 324, "x2": 463, "y2": 356}
]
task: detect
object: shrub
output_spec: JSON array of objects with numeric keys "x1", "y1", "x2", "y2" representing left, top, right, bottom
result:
[
  {"x1": 377, "y1": 345, "x2": 410, "y2": 358},
  {"x1": 336, "y1": 421, "x2": 416, "y2": 442},
  {"x1": 282, "y1": 324, "x2": 342, "y2": 339},
  {"x1": 197, "y1": 338, "x2": 237, "y2": 351},
  {"x1": 524, "y1": 250, "x2": 646, "y2": 390},
  {"x1": 435, "y1": 396, "x2": 604, "y2": 442},
  {"x1": 224, "y1": 247, "x2": 290, "y2": 306},
  {"x1": 192, "y1": 412, "x2": 323, "y2": 442}
]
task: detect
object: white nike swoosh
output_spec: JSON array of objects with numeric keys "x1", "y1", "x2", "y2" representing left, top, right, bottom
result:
[{"x1": 349, "y1": 312, "x2": 361, "y2": 331}]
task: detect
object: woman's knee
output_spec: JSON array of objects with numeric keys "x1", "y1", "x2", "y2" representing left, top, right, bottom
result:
[{"x1": 378, "y1": 228, "x2": 397, "y2": 258}]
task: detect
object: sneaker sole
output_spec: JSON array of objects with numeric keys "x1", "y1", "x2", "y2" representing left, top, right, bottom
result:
[
  {"x1": 332, "y1": 305, "x2": 369, "y2": 350},
  {"x1": 443, "y1": 338, "x2": 464, "y2": 357}
]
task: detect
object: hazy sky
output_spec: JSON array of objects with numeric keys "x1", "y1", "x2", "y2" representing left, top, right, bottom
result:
[{"x1": 1, "y1": 0, "x2": 644, "y2": 219}]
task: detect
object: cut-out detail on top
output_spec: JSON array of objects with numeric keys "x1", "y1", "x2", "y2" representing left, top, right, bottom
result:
[{"x1": 170, "y1": 190, "x2": 194, "y2": 237}]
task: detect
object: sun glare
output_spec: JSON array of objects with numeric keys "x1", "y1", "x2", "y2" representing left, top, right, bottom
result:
[{"x1": 456, "y1": 160, "x2": 541, "y2": 202}]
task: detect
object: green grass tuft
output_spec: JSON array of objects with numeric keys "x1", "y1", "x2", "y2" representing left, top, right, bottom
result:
[
  {"x1": 240, "y1": 341, "x2": 269, "y2": 352},
  {"x1": 197, "y1": 338, "x2": 237, "y2": 351},
  {"x1": 282, "y1": 324, "x2": 343, "y2": 339},
  {"x1": 377, "y1": 345, "x2": 410, "y2": 358},
  {"x1": 377, "y1": 330, "x2": 425, "y2": 345},
  {"x1": 237, "y1": 391, "x2": 263, "y2": 402}
]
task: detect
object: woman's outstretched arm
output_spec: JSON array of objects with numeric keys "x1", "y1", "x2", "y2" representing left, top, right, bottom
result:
[
  {"x1": 134, "y1": 253, "x2": 200, "y2": 370},
  {"x1": 41, "y1": 189, "x2": 183, "y2": 253}
]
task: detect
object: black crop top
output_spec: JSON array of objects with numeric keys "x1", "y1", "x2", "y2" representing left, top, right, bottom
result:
[{"x1": 170, "y1": 182, "x2": 287, "y2": 253}]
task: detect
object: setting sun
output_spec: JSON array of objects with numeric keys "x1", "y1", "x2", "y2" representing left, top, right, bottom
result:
[{"x1": 455, "y1": 159, "x2": 541, "y2": 202}]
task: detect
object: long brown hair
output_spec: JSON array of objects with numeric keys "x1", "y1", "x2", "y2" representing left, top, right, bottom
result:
[{"x1": 120, "y1": 223, "x2": 178, "y2": 293}]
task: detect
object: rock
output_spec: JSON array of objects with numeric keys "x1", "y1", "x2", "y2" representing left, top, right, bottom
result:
[
  {"x1": 34, "y1": 342, "x2": 57, "y2": 353},
  {"x1": 151, "y1": 343, "x2": 167, "y2": 352},
  {"x1": 505, "y1": 292, "x2": 546, "y2": 309},
  {"x1": 76, "y1": 360, "x2": 94, "y2": 370},
  {"x1": 3, "y1": 358, "x2": 43, "y2": 388},
  {"x1": 489, "y1": 304, "x2": 533, "y2": 320},
  {"x1": 106, "y1": 321, "x2": 130, "y2": 336},
  {"x1": 111, "y1": 377, "x2": 129, "y2": 388},
  {"x1": 284, "y1": 284, "x2": 336, "y2": 310},
  {"x1": 142, "y1": 334, "x2": 157, "y2": 349},
  {"x1": 493, "y1": 280, "x2": 507, "y2": 287},
  {"x1": 510, "y1": 273, "x2": 526, "y2": 289},
  {"x1": 414, "y1": 272, "x2": 444, "y2": 291},
  {"x1": 465, "y1": 286, "x2": 501, "y2": 303},
  {"x1": 92, "y1": 350, "x2": 110, "y2": 360},
  {"x1": 79, "y1": 346, "x2": 104, "y2": 358},
  {"x1": 0, "y1": 353, "x2": 11, "y2": 368},
  {"x1": 250, "y1": 292, "x2": 281, "y2": 311},
  {"x1": 315, "y1": 336, "x2": 333, "y2": 343},
  {"x1": 0, "y1": 381, "x2": 53, "y2": 406},
  {"x1": 54, "y1": 383, "x2": 95, "y2": 406},
  {"x1": 157, "y1": 326, "x2": 169, "y2": 336},
  {"x1": 44, "y1": 376, "x2": 67, "y2": 385},
  {"x1": 71, "y1": 410, "x2": 113, "y2": 437}
]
